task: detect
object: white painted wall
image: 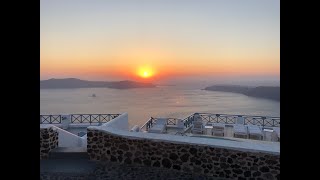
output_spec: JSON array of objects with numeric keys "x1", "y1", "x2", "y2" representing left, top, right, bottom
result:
[
  {"x1": 100, "y1": 113, "x2": 128, "y2": 131},
  {"x1": 81, "y1": 113, "x2": 128, "y2": 147},
  {"x1": 130, "y1": 125, "x2": 140, "y2": 132},
  {"x1": 40, "y1": 124, "x2": 54, "y2": 129},
  {"x1": 51, "y1": 126, "x2": 87, "y2": 147}
]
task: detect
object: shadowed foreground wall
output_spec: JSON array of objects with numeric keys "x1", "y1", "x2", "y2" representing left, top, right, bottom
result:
[
  {"x1": 87, "y1": 129, "x2": 280, "y2": 180},
  {"x1": 40, "y1": 126, "x2": 58, "y2": 159}
]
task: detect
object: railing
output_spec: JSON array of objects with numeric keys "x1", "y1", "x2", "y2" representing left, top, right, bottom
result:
[
  {"x1": 186, "y1": 113, "x2": 280, "y2": 127},
  {"x1": 140, "y1": 117, "x2": 157, "y2": 132},
  {"x1": 140, "y1": 113, "x2": 280, "y2": 132},
  {"x1": 40, "y1": 115, "x2": 62, "y2": 124},
  {"x1": 140, "y1": 116, "x2": 191, "y2": 132},
  {"x1": 40, "y1": 114, "x2": 121, "y2": 124},
  {"x1": 70, "y1": 114, "x2": 120, "y2": 124},
  {"x1": 182, "y1": 114, "x2": 195, "y2": 128},
  {"x1": 166, "y1": 118, "x2": 182, "y2": 126}
]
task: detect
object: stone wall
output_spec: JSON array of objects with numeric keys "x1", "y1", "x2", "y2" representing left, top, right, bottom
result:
[
  {"x1": 87, "y1": 129, "x2": 280, "y2": 180},
  {"x1": 40, "y1": 126, "x2": 58, "y2": 159}
]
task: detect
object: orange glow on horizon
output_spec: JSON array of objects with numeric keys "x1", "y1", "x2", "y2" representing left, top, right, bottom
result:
[
  {"x1": 40, "y1": 61, "x2": 279, "y2": 82},
  {"x1": 40, "y1": 55, "x2": 280, "y2": 80},
  {"x1": 136, "y1": 66, "x2": 155, "y2": 79},
  {"x1": 41, "y1": 1, "x2": 279, "y2": 81}
]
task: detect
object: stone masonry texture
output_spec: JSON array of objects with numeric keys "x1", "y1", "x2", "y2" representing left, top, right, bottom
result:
[
  {"x1": 40, "y1": 127, "x2": 58, "y2": 159},
  {"x1": 87, "y1": 129, "x2": 280, "y2": 180}
]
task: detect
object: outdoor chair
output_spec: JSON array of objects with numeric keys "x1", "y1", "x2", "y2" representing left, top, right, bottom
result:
[
  {"x1": 211, "y1": 123, "x2": 225, "y2": 136},
  {"x1": 233, "y1": 116, "x2": 248, "y2": 138},
  {"x1": 247, "y1": 124, "x2": 263, "y2": 140},
  {"x1": 191, "y1": 120, "x2": 204, "y2": 134},
  {"x1": 148, "y1": 118, "x2": 167, "y2": 134}
]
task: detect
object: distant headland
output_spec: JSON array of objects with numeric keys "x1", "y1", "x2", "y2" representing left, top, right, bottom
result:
[
  {"x1": 204, "y1": 85, "x2": 280, "y2": 101},
  {"x1": 40, "y1": 78, "x2": 156, "y2": 89}
]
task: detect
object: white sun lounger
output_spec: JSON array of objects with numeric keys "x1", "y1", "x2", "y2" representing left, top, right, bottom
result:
[
  {"x1": 148, "y1": 118, "x2": 167, "y2": 134},
  {"x1": 191, "y1": 121, "x2": 204, "y2": 134},
  {"x1": 233, "y1": 116, "x2": 248, "y2": 139},
  {"x1": 233, "y1": 124, "x2": 248, "y2": 139},
  {"x1": 247, "y1": 124, "x2": 263, "y2": 140}
]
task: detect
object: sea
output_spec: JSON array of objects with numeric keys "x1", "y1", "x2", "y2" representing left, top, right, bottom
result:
[{"x1": 40, "y1": 85, "x2": 280, "y2": 128}]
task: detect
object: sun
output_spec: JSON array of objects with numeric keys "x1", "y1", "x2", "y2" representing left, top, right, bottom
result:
[
  {"x1": 143, "y1": 71, "x2": 149, "y2": 77},
  {"x1": 137, "y1": 66, "x2": 154, "y2": 79}
]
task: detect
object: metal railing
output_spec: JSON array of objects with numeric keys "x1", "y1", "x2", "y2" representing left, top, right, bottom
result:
[
  {"x1": 140, "y1": 117, "x2": 156, "y2": 132},
  {"x1": 40, "y1": 115, "x2": 62, "y2": 124},
  {"x1": 140, "y1": 113, "x2": 280, "y2": 132},
  {"x1": 40, "y1": 114, "x2": 121, "y2": 124},
  {"x1": 70, "y1": 114, "x2": 120, "y2": 124},
  {"x1": 166, "y1": 118, "x2": 182, "y2": 126},
  {"x1": 140, "y1": 117, "x2": 184, "y2": 132},
  {"x1": 186, "y1": 113, "x2": 280, "y2": 127},
  {"x1": 182, "y1": 115, "x2": 195, "y2": 128}
]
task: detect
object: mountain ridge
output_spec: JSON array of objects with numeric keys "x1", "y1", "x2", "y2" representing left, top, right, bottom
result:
[
  {"x1": 204, "y1": 85, "x2": 280, "y2": 101},
  {"x1": 40, "y1": 78, "x2": 156, "y2": 89}
]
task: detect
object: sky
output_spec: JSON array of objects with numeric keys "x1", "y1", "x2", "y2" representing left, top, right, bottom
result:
[{"x1": 40, "y1": 0, "x2": 280, "y2": 82}]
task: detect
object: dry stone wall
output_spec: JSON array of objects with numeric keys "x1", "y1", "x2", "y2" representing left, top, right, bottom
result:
[
  {"x1": 40, "y1": 127, "x2": 58, "y2": 159},
  {"x1": 87, "y1": 129, "x2": 280, "y2": 180}
]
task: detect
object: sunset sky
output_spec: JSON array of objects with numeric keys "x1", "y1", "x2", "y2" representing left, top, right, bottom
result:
[{"x1": 40, "y1": 0, "x2": 280, "y2": 82}]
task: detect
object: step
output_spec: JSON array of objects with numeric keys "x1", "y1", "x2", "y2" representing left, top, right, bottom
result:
[
  {"x1": 49, "y1": 147, "x2": 89, "y2": 159},
  {"x1": 40, "y1": 159, "x2": 97, "y2": 174}
]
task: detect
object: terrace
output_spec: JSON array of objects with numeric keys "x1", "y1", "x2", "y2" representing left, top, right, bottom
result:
[
  {"x1": 40, "y1": 112, "x2": 280, "y2": 179},
  {"x1": 140, "y1": 113, "x2": 280, "y2": 142},
  {"x1": 40, "y1": 114, "x2": 121, "y2": 136}
]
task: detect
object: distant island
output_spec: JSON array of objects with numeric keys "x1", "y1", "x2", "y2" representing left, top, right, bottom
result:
[
  {"x1": 40, "y1": 78, "x2": 156, "y2": 89},
  {"x1": 204, "y1": 85, "x2": 280, "y2": 101}
]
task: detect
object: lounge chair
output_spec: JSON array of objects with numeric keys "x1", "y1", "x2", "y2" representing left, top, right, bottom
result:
[
  {"x1": 176, "y1": 119, "x2": 185, "y2": 129},
  {"x1": 233, "y1": 124, "x2": 248, "y2": 138},
  {"x1": 148, "y1": 118, "x2": 167, "y2": 133},
  {"x1": 233, "y1": 117, "x2": 248, "y2": 138},
  {"x1": 211, "y1": 123, "x2": 225, "y2": 136},
  {"x1": 193, "y1": 113, "x2": 202, "y2": 122},
  {"x1": 247, "y1": 124, "x2": 263, "y2": 140},
  {"x1": 191, "y1": 121, "x2": 204, "y2": 134},
  {"x1": 175, "y1": 120, "x2": 187, "y2": 136}
]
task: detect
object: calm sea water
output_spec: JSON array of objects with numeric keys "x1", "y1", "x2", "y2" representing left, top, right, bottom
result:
[{"x1": 40, "y1": 86, "x2": 280, "y2": 127}]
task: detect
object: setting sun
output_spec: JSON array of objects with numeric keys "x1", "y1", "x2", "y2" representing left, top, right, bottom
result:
[
  {"x1": 137, "y1": 66, "x2": 155, "y2": 79},
  {"x1": 143, "y1": 71, "x2": 149, "y2": 77}
]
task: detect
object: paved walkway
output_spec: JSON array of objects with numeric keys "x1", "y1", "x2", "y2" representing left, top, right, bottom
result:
[
  {"x1": 40, "y1": 159, "x2": 230, "y2": 180},
  {"x1": 40, "y1": 159, "x2": 96, "y2": 174}
]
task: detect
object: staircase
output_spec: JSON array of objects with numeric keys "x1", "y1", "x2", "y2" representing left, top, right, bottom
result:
[
  {"x1": 49, "y1": 147, "x2": 89, "y2": 159},
  {"x1": 40, "y1": 147, "x2": 97, "y2": 180}
]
